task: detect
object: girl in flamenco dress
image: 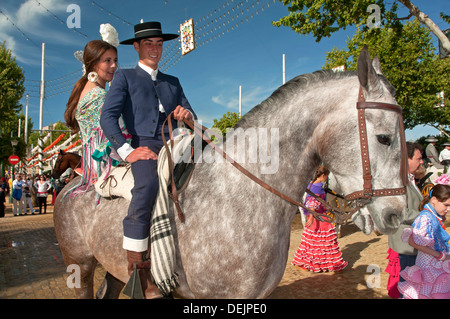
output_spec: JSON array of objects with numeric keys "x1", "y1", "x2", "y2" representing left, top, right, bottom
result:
[
  {"x1": 398, "y1": 184, "x2": 450, "y2": 299},
  {"x1": 292, "y1": 166, "x2": 347, "y2": 272},
  {"x1": 64, "y1": 24, "x2": 129, "y2": 199}
]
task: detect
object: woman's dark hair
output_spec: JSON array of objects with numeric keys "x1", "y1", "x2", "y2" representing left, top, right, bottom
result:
[
  {"x1": 65, "y1": 40, "x2": 117, "y2": 132},
  {"x1": 419, "y1": 184, "x2": 450, "y2": 211},
  {"x1": 313, "y1": 165, "x2": 330, "y2": 183}
]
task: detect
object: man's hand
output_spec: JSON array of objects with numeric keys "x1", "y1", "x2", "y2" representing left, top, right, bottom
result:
[
  {"x1": 173, "y1": 105, "x2": 193, "y2": 121},
  {"x1": 125, "y1": 146, "x2": 158, "y2": 163}
]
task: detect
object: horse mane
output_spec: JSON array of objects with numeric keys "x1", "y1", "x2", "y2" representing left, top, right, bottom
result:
[
  {"x1": 63, "y1": 151, "x2": 81, "y2": 158},
  {"x1": 234, "y1": 70, "x2": 356, "y2": 130},
  {"x1": 233, "y1": 69, "x2": 395, "y2": 130}
]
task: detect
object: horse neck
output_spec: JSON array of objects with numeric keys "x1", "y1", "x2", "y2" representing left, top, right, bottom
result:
[
  {"x1": 223, "y1": 75, "x2": 358, "y2": 199},
  {"x1": 68, "y1": 154, "x2": 81, "y2": 168}
]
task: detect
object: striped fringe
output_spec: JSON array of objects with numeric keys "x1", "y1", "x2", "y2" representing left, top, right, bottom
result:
[{"x1": 150, "y1": 144, "x2": 179, "y2": 296}]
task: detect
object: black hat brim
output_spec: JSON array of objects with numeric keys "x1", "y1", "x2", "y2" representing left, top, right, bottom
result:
[{"x1": 120, "y1": 33, "x2": 179, "y2": 45}]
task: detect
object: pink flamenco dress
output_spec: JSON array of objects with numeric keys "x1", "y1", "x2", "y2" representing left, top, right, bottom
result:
[
  {"x1": 292, "y1": 182, "x2": 347, "y2": 272},
  {"x1": 385, "y1": 248, "x2": 401, "y2": 299},
  {"x1": 397, "y1": 204, "x2": 450, "y2": 299}
]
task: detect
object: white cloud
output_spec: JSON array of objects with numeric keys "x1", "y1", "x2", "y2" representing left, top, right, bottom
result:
[{"x1": 0, "y1": 0, "x2": 72, "y2": 64}]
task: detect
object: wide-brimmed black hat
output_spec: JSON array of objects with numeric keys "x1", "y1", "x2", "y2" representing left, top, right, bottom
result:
[{"x1": 120, "y1": 21, "x2": 179, "y2": 45}]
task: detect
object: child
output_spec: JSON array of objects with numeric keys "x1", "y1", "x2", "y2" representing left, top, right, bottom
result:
[
  {"x1": 398, "y1": 184, "x2": 450, "y2": 299},
  {"x1": 292, "y1": 166, "x2": 347, "y2": 272}
]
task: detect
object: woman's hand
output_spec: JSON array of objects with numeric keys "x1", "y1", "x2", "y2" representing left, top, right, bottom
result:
[{"x1": 305, "y1": 214, "x2": 315, "y2": 227}]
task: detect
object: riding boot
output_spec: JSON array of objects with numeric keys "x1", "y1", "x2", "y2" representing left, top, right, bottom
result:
[{"x1": 126, "y1": 250, "x2": 163, "y2": 299}]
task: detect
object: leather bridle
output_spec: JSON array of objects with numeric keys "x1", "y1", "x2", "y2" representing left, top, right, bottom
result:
[
  {"x1": 344, "y1": 87, "x2": 408, "y2": 204},
  {"x1": 162, "y1": 85, "x2": 408, "y2": 225}
]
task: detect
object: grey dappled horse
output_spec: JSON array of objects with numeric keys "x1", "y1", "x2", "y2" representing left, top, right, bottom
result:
[{"x1": 54, "y1": 47, "x2": 406, "y2": 299}]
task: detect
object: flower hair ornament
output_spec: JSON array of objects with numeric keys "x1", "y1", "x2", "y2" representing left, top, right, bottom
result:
[{"x1": 74, "y1": 23, "x2": 120, "y2": 76}]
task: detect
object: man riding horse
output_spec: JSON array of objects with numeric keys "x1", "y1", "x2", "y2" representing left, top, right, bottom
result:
[{"x1": 100, "y1": 21, "x2": 196, "y2": 299}]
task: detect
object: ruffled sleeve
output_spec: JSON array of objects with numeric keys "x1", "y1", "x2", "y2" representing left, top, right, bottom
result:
[{"x1": 410, "y1": 215, "x2": 436, "y2": 248}]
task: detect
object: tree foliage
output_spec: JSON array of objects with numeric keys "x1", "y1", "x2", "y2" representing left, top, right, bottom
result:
[
  {"x1": 0, "y1": 41, "x2": 25, "y2": 170},
  {"x1": 0, "y1": 42, "x2": 24, "y2": 126},
  {"x1": 212, "y1": 111, "x2": 241, "y2": 137},
  {"x1": 272, "y1": 0, "x2": 402, "y2": 41},
  {"x1": 323, "y1": 19, "x2": 450, "y2": 130},
  {"x1": 273, "y1": 0, "x2": 449, "y2": 49}
]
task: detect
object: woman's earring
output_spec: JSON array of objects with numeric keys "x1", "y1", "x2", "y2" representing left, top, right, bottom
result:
[{"x1": 87, "y1": 71, "x2": 99, "y2": 83}]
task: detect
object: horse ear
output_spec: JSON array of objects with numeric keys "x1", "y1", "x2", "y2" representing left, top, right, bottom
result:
[
  {"x1": 59, "y1": 149, "x2": 66, "y2": 155},
  {"x1": 357, "y1": 45, "x2": 381, "y2": 95},
  {"x1": 372, "y1": 56, "x2": 383, "y2": 75}
]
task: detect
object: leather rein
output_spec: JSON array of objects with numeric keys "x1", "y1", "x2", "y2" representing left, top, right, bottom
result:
[{"x1": 162, "y1": 85, "x2": 407, "y2": 225}]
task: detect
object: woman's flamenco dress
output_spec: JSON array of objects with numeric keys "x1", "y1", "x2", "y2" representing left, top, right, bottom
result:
[
  {"x1": 65, "y1": 86, "x2": 130, "y2": 200},
  {"x1": 397, "y1": 206, "x2": 450, "y2": 299},
  {"x1": 292, "y1": 183, "x2": 347, "y2": 272},
  {"x1": 385, "y1": 248, "x2": 401, "y2": 299}
]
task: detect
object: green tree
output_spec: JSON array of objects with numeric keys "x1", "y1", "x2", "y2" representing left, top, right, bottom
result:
[
  {"x1": 212, "y1": 111, "x2": 241, "y2": 137},
  {"x1": 323, "y1": 19, "x2": 450, "y2": 130},
  {"x1": 0, "y1": 41, "x2": 25, "y2": 171},
  {"x1": 273, "y1": 0, "x2": 449, "y2": 51}
]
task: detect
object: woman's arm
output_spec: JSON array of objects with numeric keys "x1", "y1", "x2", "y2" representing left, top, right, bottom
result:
[{"x1": 407, "y1": 235, "x2": 448, "y2": 259}]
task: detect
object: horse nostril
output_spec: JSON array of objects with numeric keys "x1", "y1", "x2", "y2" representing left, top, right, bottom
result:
[{"x1": 384, "y1": 211, "x2": 400, "y2": 229}]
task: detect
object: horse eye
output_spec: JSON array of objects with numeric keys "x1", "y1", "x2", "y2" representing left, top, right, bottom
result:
[{"x1": 377, "y1": 134, "x2": 391, "y2": 146}]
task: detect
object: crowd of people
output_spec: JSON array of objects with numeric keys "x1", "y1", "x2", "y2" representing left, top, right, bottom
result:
[
  {"x1": 0, "y1": 173, "x2": 54, "y2": 218},
  {"x1": 291, "y1": 139, "x2": 450, "y2": 299}
]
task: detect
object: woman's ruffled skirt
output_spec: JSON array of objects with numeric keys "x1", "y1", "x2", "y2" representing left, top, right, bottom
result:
[
  {"x1": 398, "y1": 258, "x2": 450, "y2": 299},
  {"x1": 385, "y1": 248, "x2": 401, "y2": 299},
  {"x1": 292, "y1": 218, "x2": 347, "y2": 272}
]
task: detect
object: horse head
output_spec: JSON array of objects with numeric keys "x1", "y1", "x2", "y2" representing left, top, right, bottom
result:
[
  {"x1": 52, "y1": 150, "x2": 81, "y2": 179},
  {"x1": 318, "y1": 46, "x2": 407, "y2": 235}
]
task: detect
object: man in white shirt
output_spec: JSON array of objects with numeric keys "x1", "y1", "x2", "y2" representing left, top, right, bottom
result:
[
  {"x1": 100, "y1": 21, "x2": 196, "y2": 299},
  {"x1": 439, "y1": 142, "x2": 450, "y2": 166}
]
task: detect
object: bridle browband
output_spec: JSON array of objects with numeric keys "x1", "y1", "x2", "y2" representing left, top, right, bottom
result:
[{"x1": 162, "y1": 85, "x2": 407, "y2": 225}]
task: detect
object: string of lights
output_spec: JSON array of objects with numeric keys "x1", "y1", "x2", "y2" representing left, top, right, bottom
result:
[
  {"x1": 0, "y1": 9, "x2": 41, "y2": 48},
  {"x1": 90, "y1": 1, "x2": 133, "y2": 26},
  {"x1": 32, "y1": 0, "x2": 88, "y2": 38},
  {"x1": 160, "y1": 0, "x2": 275, "y2": 71},
  {"x1": 23, "y1": 0, "x2": 275, "y2": 98}
]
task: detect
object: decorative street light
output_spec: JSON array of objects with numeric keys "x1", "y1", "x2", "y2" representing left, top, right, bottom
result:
[
  {"x1": 11, "y1": 138, "x2": 18, "y2": 151},
  {"x1": 11, "y1": 137, "x2": 18, "y2": 175},
  {"x1": 9, "y1": 138, "x2": 19, "y2": 203}
]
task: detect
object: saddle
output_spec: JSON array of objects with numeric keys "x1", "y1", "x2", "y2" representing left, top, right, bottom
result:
[{"x1": 94, "y1": 131, "x2": 195, "y2": 201}]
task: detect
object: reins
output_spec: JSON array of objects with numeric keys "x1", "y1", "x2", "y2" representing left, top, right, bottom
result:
[
  {"x1": 161, "y1": 85, "x2": 407, "y2": 225},
  {"x1": 161, "y1": 115, "x2": 354, "y2": 225}
]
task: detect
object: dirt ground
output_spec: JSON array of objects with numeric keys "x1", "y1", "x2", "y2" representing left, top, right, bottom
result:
[
  {"x1": 270, "y1": 213, "x2": 450, "y2": 299},
  {"x1": 269, "y1": 214, "x2": 390, "y2": 299},
  {"x1": 3, "y1": 198, "x2": 449, "y2": 299}
]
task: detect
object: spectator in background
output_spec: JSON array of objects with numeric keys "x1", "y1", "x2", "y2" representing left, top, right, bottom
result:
[
  {"x1": 22, "y1": 175, "x2": 34, "y2": 215},
  {"x1": 12, "y1": 174, "x2": 25, "y2": 216},
  {"x1": 0, "y1": 177, "x2": 8, "y2": 218},
  {"x1": 386, "y1": 142, "x2": 424, "y2": 298},
  {"x1": 439, "y1": 142, "x2": 450, "y2": 166},
  {"x1": 34, "y1": 175, "x2": 51, "y2": 214}
]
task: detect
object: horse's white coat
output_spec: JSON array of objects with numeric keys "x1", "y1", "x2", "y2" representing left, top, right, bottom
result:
[{"x1": 54, "y1": 48, "x2": 407, "y2": 299}]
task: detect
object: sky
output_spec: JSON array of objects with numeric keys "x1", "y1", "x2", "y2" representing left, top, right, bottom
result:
[{"x1": 1, "y1": 0, "x2": 448, "y2": 141}]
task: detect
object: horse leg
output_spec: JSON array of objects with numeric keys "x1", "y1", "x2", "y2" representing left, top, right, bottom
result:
[
  {"x1": 64, "y1": 254, "x2": 98, "y2": 299},
  {"x1": 95, "y1": 272, "x2": 125, "y2": 299}
]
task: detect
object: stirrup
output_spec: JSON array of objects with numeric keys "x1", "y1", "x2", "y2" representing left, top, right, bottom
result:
[{"x1": 123, "y1": 263, "x2": 145, "y2": 299}]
